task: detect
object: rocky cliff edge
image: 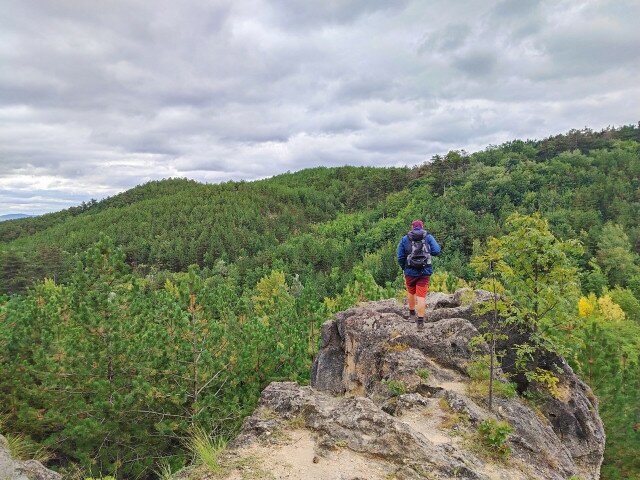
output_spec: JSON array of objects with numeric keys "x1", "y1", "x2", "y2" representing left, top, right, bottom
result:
[{"x1": 196, "y1": 289, "x2": 605, "y2": 480}]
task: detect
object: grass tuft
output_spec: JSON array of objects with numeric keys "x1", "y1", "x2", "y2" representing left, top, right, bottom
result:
[
  {"x1": 186, "y1": 426, "x2": 227, "y2": 475},
  {"x1": 438, "y1": 397, "x2": 469, "y2": 429},
  {"x1": 4, "y1": 432, "x2": 52, "y2": 464},
  {"x1": 0, "y1": 415, "x2": 51, "y2": 464},
  {"x1": 284, "y1": 414, "x2": 306, "y2": 429},
  {"x1": 381, "y1": 379, "x2": 407, "y2": 396},
  {"x1": 384, "y1": 342, "x2": 410, "y2": 352},
  {"x1": 154, "y1": 459, "x2": 175, "y2": 480},
  {"x1": 466, "y1": 356, "x2": 517, "y2": 400},
  {"x1": 416, "y1": 368, "x2": 430, "y2": 381}
]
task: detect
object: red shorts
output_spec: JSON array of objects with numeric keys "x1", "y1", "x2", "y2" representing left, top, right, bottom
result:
[{"x1": 405, "y1": 275, "x2": 430, "y2": 298}]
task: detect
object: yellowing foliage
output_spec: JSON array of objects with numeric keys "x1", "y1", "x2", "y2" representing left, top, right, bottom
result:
[
  {"x1": 528, "y1": 368, "x2": 562, "y2": 400},
  {"x1": 578, "y1": 294, "x2": 596, "y2": 317},
  {"x1": 597, "y1": 295, "x2": 626, "y2": 322},
  {"x1": 252, "y1": 270, "x2": 294, "y2": 318},
  {"x1": 164, "y1": 279, "x2": 180, "y2": 299},
  {"x1": 577, "y1": 292, "x2": 625, "y2": 321},
  {"x1": 430, "y1": 271, "x2": 469, "y2": 293}
]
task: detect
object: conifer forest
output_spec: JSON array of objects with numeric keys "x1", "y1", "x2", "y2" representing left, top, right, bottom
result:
[{"x1": 1, "y1": 125, "x2": 639, "y2": 479}]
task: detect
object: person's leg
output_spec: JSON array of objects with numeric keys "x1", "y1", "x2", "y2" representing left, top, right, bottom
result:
[
  {"x1": 416, "y1": 296, "x2": 426, "y2": 318},
  {"x1": 408, "y1": 293, "x2": 416, "y2": 312},
  {"x1": 405, "y1": 275, "x2": 417, "y2": 317},
  {"x1": 415, "y1": 276, "x2": 430, "y2": 328}
]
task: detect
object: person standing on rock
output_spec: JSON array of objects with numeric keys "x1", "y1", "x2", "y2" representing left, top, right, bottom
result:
[{"x1": 397, "y1": 220, "x2": 441, "y2": 329}]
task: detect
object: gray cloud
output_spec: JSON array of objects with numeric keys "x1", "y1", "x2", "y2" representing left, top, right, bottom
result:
[
  {"x1": 453, "y1": 51, "x2": 499, "y2": 76},
  {"x1": 492, "y1": 0, "x2": 543, "y2": 18},
  {"x1": 1, "y1": 0, "x2": 639, "y2": 214},
  {"x1": 266, "y1": 0, "x2": 412, "y2": 28}
]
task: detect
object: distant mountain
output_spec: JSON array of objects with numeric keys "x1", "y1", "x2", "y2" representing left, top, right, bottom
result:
[{"x1": 0, "y1": 213, "x2": 34, "y2": 222}]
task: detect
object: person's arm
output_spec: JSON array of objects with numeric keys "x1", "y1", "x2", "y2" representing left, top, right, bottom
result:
[
  {"x1": 427, "y1": 234, "x2": 441, "y2": 256},
  {"x1": 397, "y1": 237, "x2": 407, "y2": 269}
]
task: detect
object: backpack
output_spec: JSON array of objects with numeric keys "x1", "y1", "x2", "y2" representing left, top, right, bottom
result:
[{"x1": 406, "y1": 230, "x2": 432, "y2": 269}]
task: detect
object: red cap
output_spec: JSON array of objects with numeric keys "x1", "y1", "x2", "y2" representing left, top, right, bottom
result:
[{"x1": 411, "y1": 220, "x2": 424, "y2": 229}]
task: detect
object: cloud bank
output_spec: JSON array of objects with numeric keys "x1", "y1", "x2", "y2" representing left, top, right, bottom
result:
[{"x1": 2, "y1": 0, "x2": 639, "y2": 214}]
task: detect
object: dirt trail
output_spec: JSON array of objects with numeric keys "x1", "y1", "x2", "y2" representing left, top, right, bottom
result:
[{"x1": 225, "y1": 429, "x2": 393, "y2": 480}]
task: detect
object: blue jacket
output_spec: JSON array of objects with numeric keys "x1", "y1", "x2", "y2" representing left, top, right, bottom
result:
[{"x1": 397, "y1": 228, "x2": 441, "y2": 276}]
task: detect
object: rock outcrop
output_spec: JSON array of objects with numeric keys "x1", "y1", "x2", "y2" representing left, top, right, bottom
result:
[
  {"x1": 0, "y1": 435, "x2": 61, "y2": 480},
  {"x1": 219, "y1": 289, "x2": 605, "y2": 480}
]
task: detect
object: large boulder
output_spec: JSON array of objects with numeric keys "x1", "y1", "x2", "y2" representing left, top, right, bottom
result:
[{"x1": 233, "y1": 382, "x2": 492, "y2": 480}]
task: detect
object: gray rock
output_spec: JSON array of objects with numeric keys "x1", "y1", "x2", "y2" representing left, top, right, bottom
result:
[
  {"x1": 310, "y1": 319, "x2": 345, "y2": 395},
  {"x1": 231, "y1": 290, "x2": 604, "y2": 480},
  {"x1": 312, "y1": 298, "x2": 485, "y2": 394},
  {"x1": 308, "y1": 291, "x2": 604, "y2": 479},
  {"x1": 539, "y1": 363, "x2": 606, "y2": 480},
  {"x1": 235, "y1": 382, "x2": 485, "y2": 480},
  {"x1": 393, "y1": 393, "x2": 432, "y2": 416},
  {"x1": 0, "y1": 435, "x2": 61, "y2": 480}
]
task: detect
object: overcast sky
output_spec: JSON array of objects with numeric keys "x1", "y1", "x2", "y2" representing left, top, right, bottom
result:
[{"x1": 2, "y1": 0, "x2": 639, "y2": 214}]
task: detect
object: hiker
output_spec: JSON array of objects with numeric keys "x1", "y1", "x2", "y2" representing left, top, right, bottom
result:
[{"x1": 397, "y1": 220, "x2": 441, "y2": 329}]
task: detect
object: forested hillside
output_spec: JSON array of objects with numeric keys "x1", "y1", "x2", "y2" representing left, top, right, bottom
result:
[
  {"x1": 0, "y1": 125, "x2": 639, "y2": 480},
  {"x1": 0, "y1": 167, "x2": 410, "y2": 292}
]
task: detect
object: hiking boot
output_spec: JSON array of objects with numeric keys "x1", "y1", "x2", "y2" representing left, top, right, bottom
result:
[
  {"x1": 416, "y1": 318, "x2": 425, "y2": 330},
  {"x1": 404, "y1": 310, "x2": 417, "y2": 322}
]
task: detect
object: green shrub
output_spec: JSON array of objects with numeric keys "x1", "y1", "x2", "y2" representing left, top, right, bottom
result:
[
  {"x1": 525, "y1": 368, "x2": 564, "y2": 400},
  {"x1": 416, "y1": 368, "x2": 430, "y2": 381},
  {"x1": 430, "y1": 272, "x2": 468, "y2": 293},
  {"x1": 466, "y1": 356, "x2": 517, "y2": 399},
  {"x1": 381, "y1": 379, "x2": 407, "y2": 396},
  {"x1": 477, "y1": 419, "x2": 513, "y2": 459}
]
